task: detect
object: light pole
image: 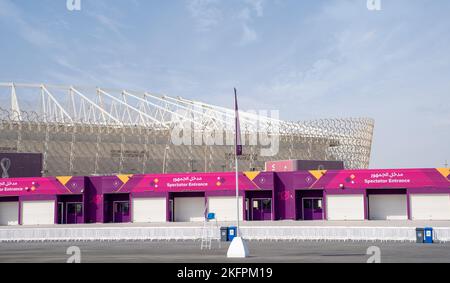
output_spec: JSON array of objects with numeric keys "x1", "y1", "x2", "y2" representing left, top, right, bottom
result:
[
  {"x1": 235, "y1": 151, "x2": 240, "y2": 235},
  {"x1": 227, "y1": 88, "x2": 249, "y2": 258}
]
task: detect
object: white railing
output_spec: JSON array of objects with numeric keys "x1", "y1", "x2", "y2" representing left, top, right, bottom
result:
[
  {"x1": 2, "y1": 226, "x2": 449, "y2": 243},
  {"x1": 240, "y1": 227, "x2": 416, "y2": 242},
  {"x1": 434, "y1": 228, "x2": 450, "y2": 242}
]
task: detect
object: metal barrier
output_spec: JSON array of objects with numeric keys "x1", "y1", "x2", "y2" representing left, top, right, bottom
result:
[{"x1": 2, "y1": 226, "x2": 449, "y2": 243}]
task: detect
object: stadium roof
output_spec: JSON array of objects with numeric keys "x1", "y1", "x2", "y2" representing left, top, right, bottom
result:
[
  {"x1": 0, "y1": 82, "x2": 374, "y2": 138},
  {"x1": 0, "y1": 82, "x2": 375, "y2": 170}
]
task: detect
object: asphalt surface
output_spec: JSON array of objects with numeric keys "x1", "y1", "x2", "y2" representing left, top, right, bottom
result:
[{"x1": 1, "y1": 240, "x2": 449, "y2": 263}]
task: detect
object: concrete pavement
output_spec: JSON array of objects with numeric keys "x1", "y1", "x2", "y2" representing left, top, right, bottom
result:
[{"x1": 1, "y1": 240, "x2": 449, "y2": 263}]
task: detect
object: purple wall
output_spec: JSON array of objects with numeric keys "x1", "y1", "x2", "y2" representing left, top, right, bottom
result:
[
  {"x1": 1, "y1": 168, "x2": 449, "y2": 225},
  {"x1": 273, "y1": 169, "x2": 449, "y2": 221},
  {"x1": 85, "y1": 177, "x2": 104, "y2": 223},
  {"x1": 274, "y1": 172, "x2": 295, "y2": 220}
]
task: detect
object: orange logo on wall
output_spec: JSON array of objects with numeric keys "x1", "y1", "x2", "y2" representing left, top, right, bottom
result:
[
  {"x1": 346, "y1": 174, "x2": 356, "y2": 184},
  {"x1": 150, "y1": 178, "x2": 160, "y2": 189},
  {"x1": 26, "y1": 181, "x2": 40, "y2": 192},
  {"x1": 216, "y1": 177, "x2": 226, "y2": 187}
]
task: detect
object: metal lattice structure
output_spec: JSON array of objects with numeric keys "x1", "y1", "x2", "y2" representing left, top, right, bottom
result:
[{"x1": 0, "y1": 83, "x2": 374, "y2": 176}]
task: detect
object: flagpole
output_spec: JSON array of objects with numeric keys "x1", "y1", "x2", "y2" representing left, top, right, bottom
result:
[
  {"x1": 235, "y1": 151, "x2": 240, "y2": 237},
  {"x1": 234, "y1": 88, "x2": 240, "y2": 237},
  {"x1": 227, "y1": 87, "x2": 249, "y2": 258}
]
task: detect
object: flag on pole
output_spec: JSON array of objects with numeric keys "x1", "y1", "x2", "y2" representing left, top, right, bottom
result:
[{"x1": 234, "y1": 88, "x2": 243, "y2": 156}]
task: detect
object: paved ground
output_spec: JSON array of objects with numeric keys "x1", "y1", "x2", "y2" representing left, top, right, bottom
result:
[
  {"x1": 2, "y1": 220, "x2": 450, "y2": 230},
  {"x1": 1, "y1": 240, "x2": 449, "y2": 263}
]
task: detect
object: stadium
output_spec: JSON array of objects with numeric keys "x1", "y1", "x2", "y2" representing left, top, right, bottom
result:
[
  {"x1": 0, "y1": 83, "x2": 374, "y2": 177},
  {"x1": 0, "y1": 83, "x2": 448, "y2": 242}
]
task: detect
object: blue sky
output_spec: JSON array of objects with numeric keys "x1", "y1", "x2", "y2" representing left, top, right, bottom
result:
[{"x1": 0, "y1": 0, "x2": 449, "y2": 169}]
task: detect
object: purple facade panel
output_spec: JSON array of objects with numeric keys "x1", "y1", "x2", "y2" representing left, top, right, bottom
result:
[
  {"x1": 19, "y1": 195, "x2": 58, "y2": 201},
  {"x1": 0, "y1": 153, "x2": 43, "y2": 178},
  {"x1": 0, "y1": 168, "x2": 449, "y2": 225},
  {"x1": 85, "y1": 177, "x2": 103, "y2": 224},
  {"x1": 273, "y1": 172, "x2": 294, "y2": 220}
]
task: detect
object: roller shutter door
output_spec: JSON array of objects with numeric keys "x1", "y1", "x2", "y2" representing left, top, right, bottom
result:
[
  {"x1": 132, "y1": 198, "x2": 167, "y2": 223},
  {"x1": 207, "y1": 197, "x2": 243, "y2": 222},
  {"x1": 369, "y1": 195, "x2": 408, "y2": 220},
  {"x1": 174, "y1": 197, "x2": 205, "y2": 222},
  {"x1": 22, "y1": 200, "x2": 55, "y2": 225},
  {"x1": 327, "y1": 195, "x2": 365, "y2": 221},
  {"x1": 0, "y1": 202, "x2": 19, "y2": 226},
  {"x1": 410, "y1": 194, "x2": 450, "y2": 220}
]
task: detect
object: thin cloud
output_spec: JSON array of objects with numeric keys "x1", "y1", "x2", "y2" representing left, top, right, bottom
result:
[
  {"x1": 238, "y1": 0, "x2": 265, "y2": 45},
  {"x1": 240, "y1": 23, "x2": 258, "y2": 45},
  {"x1": 245, "y1": 0, "x2": 265, "y2": 17},
  {"x1": 187, "y1": 0, "x2": 222, "y2": 32},
  {"x1": 186, "y1": 0, "x2": 265, "y2": 45},
  {"x1": 0, "y1": 0, "x2": 55, "y2": 48}
]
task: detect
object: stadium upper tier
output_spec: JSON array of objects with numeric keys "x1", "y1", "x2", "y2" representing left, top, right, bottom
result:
[{"x1": 0, "y1": 83, "x2": 374, "y2": 175}]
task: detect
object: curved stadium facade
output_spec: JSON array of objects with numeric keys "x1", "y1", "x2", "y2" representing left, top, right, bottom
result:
[{"x1": 0, "y1": 83, "x2": 374, "y2": 176}]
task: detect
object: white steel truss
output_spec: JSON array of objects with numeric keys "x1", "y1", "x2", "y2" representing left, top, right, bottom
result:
[
  {"x1": 0, "y1": 83, "x2": 300, "y2": 132},
  {"x1": 0, "y1": 82, "x2": 375, "y2": 172}
]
